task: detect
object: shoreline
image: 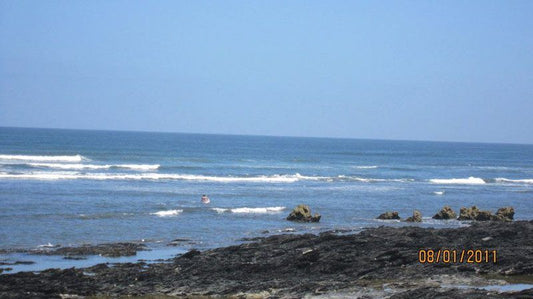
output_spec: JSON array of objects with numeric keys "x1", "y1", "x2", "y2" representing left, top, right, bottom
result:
[{"x1": 1, "y1": 221, "x2": 532, "y2": 298}]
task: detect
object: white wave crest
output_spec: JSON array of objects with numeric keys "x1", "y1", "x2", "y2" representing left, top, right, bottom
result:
[
  {"x1": 27, "y1": 163, "x2": 159, "y2": 171},
  {"x1": 338, "y1": 175, "x2": 413, "y2": 183},
  {"x1": 150, "y1": 209, "x2": 183, "y2": 217},
  {"x1": 115, "y1": 164, "x2": 160, "y2": 171},
  {"x1": 494, "y1": 178, "x2": 533, "y2": 184},
  {"x1": 212, "y1": 206, "x2": 286, "y2": 214},
  {"x1": 0, "y1": 172, "x2": 308, "y2": 182},
  {"x1": 0, "y1": 154, "x2": 86, "y2": 162},
  {"x1": 433, "y1": 191, "x2": 445, "y2": 195},
  {"x1": 430, "y1": 177, "x2": 486, "y2": 185}
]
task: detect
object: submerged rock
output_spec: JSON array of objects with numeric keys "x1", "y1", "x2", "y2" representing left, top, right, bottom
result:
[
  {"x1": 495, "y1": 207, "x2": 514, "y2": 221},
  {"x1": 433, "y1": 206, "x2": 457, "y2": 220},
  {"x1": 405, "y1": 210, "x2": 422, "y2": 222},
  {"x1": 286, "y1": 204, "x2": 321, "y2": 222},
  {"x1": 377, "y1": 211, "x2": 400, "y2": 220}
]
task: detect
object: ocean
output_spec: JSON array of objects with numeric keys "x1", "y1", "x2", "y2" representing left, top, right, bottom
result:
[{"x1": 1, "y1": 127, "x2": 532, "y2": 270}]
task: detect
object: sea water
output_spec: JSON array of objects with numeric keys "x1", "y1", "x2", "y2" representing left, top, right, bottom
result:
[{"x1": 1, "y1": 127, "x2": 532, "y2": 270}]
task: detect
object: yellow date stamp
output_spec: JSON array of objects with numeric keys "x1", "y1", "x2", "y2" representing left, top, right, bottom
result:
[{"x1": 418, "y1": 249, "x2": 497, "y2": 264}]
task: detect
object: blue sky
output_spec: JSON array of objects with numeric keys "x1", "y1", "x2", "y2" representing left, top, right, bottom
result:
[{"x1": 1, "y1": 1, "x2": 532, "y2": 144}]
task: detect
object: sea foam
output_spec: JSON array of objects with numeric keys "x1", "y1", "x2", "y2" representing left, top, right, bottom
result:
[
  {"x1": 352, "y1": 165, "x2": 378, "y2": 169},
  {"x1": 27, "y1": 163, "x2": 160, "y2": 171},
  {"x1": 212, "y1": 207, "x2": 286, "y2": 214},
  {"x1": 430, "y1": 177, "x2": 486, "y2": 185},
  {"x1": 0, "y1": 172, "x2": 307, "y2": 182},
  {"x1": 0, "y1": 154, "x2": 86, "y2": 162},
  {"x1": 494, "y1": 178, "x2": 533, "y2": 184},
  {"x1": 150, "y1": 209, "x2": 183, "y2": 217}
]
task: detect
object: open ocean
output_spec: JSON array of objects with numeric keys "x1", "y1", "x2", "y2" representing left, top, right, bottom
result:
[{"x1": 1, "y1": 127, "x2": 532, "y2": 271}]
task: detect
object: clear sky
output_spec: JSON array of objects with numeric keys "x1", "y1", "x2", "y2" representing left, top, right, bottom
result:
[{"x1": 1, "y1": 1, "x2": 532, "y2": 144}]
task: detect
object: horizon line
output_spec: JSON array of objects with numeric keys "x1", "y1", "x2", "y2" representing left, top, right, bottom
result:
[{"x1": 1, "y1": 125, "x2": 531, "y2": 146}]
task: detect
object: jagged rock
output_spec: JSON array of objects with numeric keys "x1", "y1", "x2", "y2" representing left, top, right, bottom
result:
[
  {"x1": 458, "y1": 206, "x2": 480, "y2": 220},
  {"x1": 286, "y1": 204, "x2": 321, "y2": 222},
  {"x1": 495, "y1": 207, "x2": 514, "y2": 221},
  {"x1": 433, "y1": 206, "x2": 456, "y2": 220},
  {"x1": 377, "y1": 211, "x2": 400, "y2": 220},
  {"x1": 476, "y1": 210, "x2": 494, "y2": 221},
  {"x1": 405, "y1": 210, "x2": 422, "y2": 222},
  {"x1": 458, "y1": 206, "x2": 501, "y2": 221}
]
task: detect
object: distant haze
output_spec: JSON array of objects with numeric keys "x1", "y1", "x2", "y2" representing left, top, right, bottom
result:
[{"x1": 1, "y1": 1, "x2": 532, "y2": 144}]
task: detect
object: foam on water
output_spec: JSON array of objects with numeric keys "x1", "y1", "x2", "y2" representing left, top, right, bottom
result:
[
  {"x1": 0, "y1": 154, "x2": 86, "y2": 162},
  {"x1": 494, "y1": 178, "x2": 533, "y2": 184},
  {"x1": 0, "y1": 172, "x2": 314, "y2": 182},
  {"x1": 27, "y1": 163, "x2": 160, "y2": 171},
  {"x1": 212, "y1": 207, "x2": 286, "y2": 214},
  {"x1": 150, "y1": 209, "x2": 183, "y2": 217},
  {"x1": 430, "y1": 177, "x2": 486, "y2": 185},
  {"x1": 352, "y1": 165, "x2": 378, "y2": 169},
  {"x1": 433, "y1": 191, "x2": 445, "y2": 195}
]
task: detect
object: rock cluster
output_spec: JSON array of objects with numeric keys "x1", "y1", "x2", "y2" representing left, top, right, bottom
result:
[
  {"x1": 433, "y1": 206, "x2": 457, "y2": 220},
  {"x1": 376, "y1": 206, "x2": 514, "y2": 222},
  {"x1": 286, "y1": 204, "x2": 321, "y2": 222},
  {"x1": 459, "y1": 206, "x2": 514, "y2": 221},
  {"x1": 405, "y1": 210, "x2": 422, "y2": 222},
  {"x1": 377, "y1": 211, "x2": 401, "y2": 220}
]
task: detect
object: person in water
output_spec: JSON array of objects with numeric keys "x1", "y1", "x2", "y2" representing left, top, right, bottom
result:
[{"x1": 201, "y1": 194, "x2": 210, "y2": 204}]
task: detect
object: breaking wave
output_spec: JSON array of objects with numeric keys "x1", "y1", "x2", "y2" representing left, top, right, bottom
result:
[
  {"x1": 0, "y1": 154, "x2": 86, "y2": 162},
  {"x1": 0, "y1": 172, "x2": 417, "y2": 183},
  {"x1": 494, "y1": 178, "x2": 533, "y2": 184},
  {"x1": 429, "y1": 177, "x2": 486, "y2": 185},
  {"x1": 150, "y1": 209, "x2": 183, "y2": 217},
  {"x1": 27, "y1": 163, "x2": 160, "y2": 171},
  {"x1": 212, "y1": 207, "x2": 286, "y2": 214}
]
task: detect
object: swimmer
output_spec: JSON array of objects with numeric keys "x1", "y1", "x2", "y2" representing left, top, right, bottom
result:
[{"x1": 201, "y1": 194, "x2": 210, "y2": 204}]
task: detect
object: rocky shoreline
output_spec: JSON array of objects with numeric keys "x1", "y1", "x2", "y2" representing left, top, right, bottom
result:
[{"x1": 1, "y1": 221, "x2": 532, "y2": 298}]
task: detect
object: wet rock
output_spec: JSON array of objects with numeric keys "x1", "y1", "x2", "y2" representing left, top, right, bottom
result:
[
  {"x1": 405, "y1": 210, "x2": 422, "y2": 222},
  {"x1": 432, "y1": 206, "x2": 457, "y2": 220},
  {"x1": 458, "y1": 206, "x2": 480, "y2": 220},
  {"x1": 495, "y1": 206, "x2": 514, "y2": 221},
  {"x1": 476, "y1": 210, "x2": 494, "y2": 221},
  {"x1": 458, "y1": 206, "x2": 498, "y2": 221},
  {"x1": 377, "y1": 211, "x2": 400, "y2": 220},
  {"x1": 1, "y1": 221, "x2": 532, "y2": 298},
  {"x1": 0, "y1": 268, "x2": 12, "y2": 274},
  {"x1": 286, "y1": 204, "x2": 321, "y2": 222},
  {"x1": 30, "y1": 242, "x2": 147, "y2": 257}
]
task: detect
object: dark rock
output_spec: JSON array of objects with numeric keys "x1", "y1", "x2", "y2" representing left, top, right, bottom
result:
[
  {"x1": 458, "y1": 206, "x2": 480, "y2": 220},
  {"x1": 28, "y1": 242, "x2": 147, "y2": 257},
  {"x1": 495, "y1": 206, "x2": 514, "y2": 221},
  {"x1": 1, "y1": 221, "x2": 532, "y2": 298},
  {"x1": 181, "y1": 249, "x2": 201, "y2": 259},
  {"x1": 405, "y1": 210, "x2": 422, "y2": 222},
  {"x1": 377, "y1": 211, "x2": 400, "y2": 220},
  {"x1": 286, "y1": 204, "x2": 321, "y2": 222},
  {"x1": 432, "y1": 206, "x2": 457, "y2": 219},
  {"x1": 476, "y1": 210, "x2": 494, "y2": 221},
  {"x1": 458, "y1": 206, "x2": 499, "y2": 221}
]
